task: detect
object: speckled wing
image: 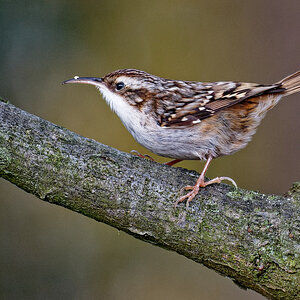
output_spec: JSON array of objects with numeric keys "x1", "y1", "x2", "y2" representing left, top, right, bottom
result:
[{"x1": 159, "y1": 81, "x2": 284, "y2": 128}]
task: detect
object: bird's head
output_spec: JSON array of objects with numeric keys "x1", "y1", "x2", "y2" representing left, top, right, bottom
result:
[{"x1": 63, "y1": 69, "x2": 161, "y2": 112}]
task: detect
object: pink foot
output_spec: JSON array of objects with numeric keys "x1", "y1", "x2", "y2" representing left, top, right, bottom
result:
[{"x1": 174, "y1": 176, "x2": 237, "y2": 208}]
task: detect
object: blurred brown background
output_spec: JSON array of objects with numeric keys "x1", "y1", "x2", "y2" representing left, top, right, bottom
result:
[{"x1": 0, "y1": 0, "x2": 299, "y2": 299}]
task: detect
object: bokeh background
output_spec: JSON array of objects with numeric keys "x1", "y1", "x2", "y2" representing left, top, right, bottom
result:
[{"x1": 1, "y1": 1, "x2": 299, "y2": 299}]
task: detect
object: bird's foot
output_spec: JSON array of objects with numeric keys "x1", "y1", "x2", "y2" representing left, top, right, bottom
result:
[
  {"x1": 174, "y1": 176, "x2": 237, "y2": 208},
  {"x1": 130, "y1": 150, "x2": 155, "y2": 161},
  {"x1": 131, "y1": 151, "x2": 182, "y2": 166}
]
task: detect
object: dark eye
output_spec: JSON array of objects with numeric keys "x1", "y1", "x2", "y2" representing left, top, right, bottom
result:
[{"x1": 116, "y1": 82, "x2": 125, "y2": 90}]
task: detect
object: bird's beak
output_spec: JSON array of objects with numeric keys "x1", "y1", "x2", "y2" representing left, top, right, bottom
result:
[{"x1": 62, "y1": 76, "x2": 103, "y2": 86}]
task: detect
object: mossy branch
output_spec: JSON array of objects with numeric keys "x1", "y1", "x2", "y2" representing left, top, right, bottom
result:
[{"x1": 0, "y1": 100, "x2": 299, "y2": 299}]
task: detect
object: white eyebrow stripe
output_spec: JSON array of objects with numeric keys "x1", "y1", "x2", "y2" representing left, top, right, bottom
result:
[{"x1": 116, "y1": 76, "x2": 142, "y2": 88}]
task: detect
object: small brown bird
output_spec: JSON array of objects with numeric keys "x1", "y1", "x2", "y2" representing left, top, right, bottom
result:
[{"x1": 63, "y1": 69, "x2": 300, "y2": 207}]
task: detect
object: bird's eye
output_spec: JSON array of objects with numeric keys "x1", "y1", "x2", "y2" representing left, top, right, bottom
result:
[{"x1": 116, "y1": 82, "x2": 125, "y2": 90}]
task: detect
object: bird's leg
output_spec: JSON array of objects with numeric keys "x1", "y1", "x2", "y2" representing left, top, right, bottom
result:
[
  {"x1": 165, "y1": 159, "x2": 182, "y2": 166},
  {"x1": 174, "y1": 156, "x2": 237, "y2": 208}
]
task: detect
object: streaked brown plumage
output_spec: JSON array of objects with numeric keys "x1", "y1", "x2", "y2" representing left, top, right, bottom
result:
[{"x1": 63, "y1": 69, "x2": 300, "y2": 207}]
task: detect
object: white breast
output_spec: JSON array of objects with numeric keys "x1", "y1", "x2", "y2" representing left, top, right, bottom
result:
[{"x1": 97, "y1": 86, "x2": 147, "y2": 138}]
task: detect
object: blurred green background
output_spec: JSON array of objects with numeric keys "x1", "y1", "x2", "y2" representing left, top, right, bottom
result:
[{"x1": 0, "y1": 1, "x2": 299, "y2": 299}]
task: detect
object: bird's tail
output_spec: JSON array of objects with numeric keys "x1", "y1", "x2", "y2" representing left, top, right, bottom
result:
[{"x1": 278, "y1": 70, "x2": 300, "y2": 96}]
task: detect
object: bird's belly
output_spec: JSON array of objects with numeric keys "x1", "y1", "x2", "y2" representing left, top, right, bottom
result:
[
  {"x1": 119, "y1": 115, "x2": 205, "y2": 159},
  {"x1": 120, "y1": 95, "x2": 282, "y2": 161},
  {"x1": 122, "y1": 97, "x2": 279, "y2": 160},
  {"x1": 129, "y1": 124, "x2": 217, "y2": 160}
]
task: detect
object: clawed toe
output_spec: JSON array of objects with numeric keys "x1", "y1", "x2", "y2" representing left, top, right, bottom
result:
[
  {"x1": 173, "y1": 156, "x2": 238, "y2": 208},
  {"x1": 130, "y1": 150, "x2": 155, "y2": 161},
  {"x1": 174, "y1": 190, "x2": 193, "y2": 208},
  {"x1": 175, "y1": 186, "x2": 200, "y2": 208},
  {"x1": 203, "y1": 176, "x2": 237, "y2": 189},
  {"x1": 174, "y1": 174, "x2": 237, "y2": 208},
  {"x1": 179, "y1": 185, "x2": 194, "y2": 194},
  {"x1": 220, "y1": 176, "x2": 237, "y2": 189}
]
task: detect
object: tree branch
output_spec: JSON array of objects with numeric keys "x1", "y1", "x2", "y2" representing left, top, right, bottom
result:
[{"x1": 0, "y1": 99, "x2": 299, "y2": 299}]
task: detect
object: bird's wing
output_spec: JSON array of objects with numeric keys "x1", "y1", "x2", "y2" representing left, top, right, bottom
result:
[{"x1": 159, "y1": 81, "x2": 284, "y2": 128}]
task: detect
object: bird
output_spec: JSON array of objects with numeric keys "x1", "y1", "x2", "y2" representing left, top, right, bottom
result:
[{"x1": 63, "y1": 69, "x2": 300, "y2": 207}]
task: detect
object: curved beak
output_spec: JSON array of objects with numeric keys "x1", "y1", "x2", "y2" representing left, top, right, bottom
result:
[{"x1": 62, "y1": 76, "x2": 103, "y2": 86}]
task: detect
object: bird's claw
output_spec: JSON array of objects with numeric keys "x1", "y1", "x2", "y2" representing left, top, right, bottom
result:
[
  {"x1": 130, "y1": 150, "x2": 155, "y2": 161},
  {"x1": 174, "y1": 176, "x2": 237, "y2": 208}
]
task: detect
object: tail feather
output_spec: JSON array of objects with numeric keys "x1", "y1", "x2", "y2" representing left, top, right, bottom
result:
[{"x1": 278, "y1": 70, "x2": 300, "y2": 96}]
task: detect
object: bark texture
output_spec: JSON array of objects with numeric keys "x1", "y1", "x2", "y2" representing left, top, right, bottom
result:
[{"x1": 0, "y1": 99, "x2": 299, "y2": 299}]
